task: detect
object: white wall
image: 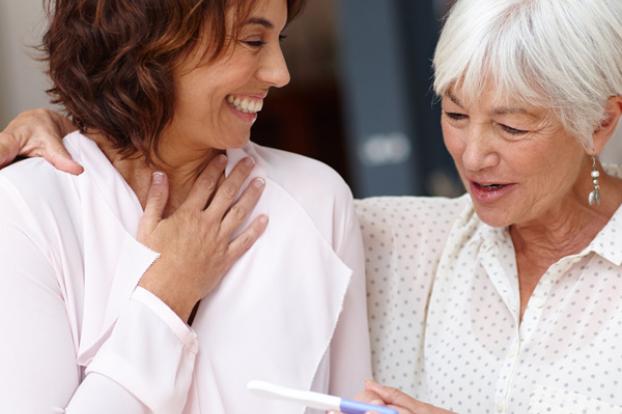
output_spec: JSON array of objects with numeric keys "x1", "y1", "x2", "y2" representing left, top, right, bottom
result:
[{"x1": 0, "y1": 0, "x2": 51, "y2": 127}]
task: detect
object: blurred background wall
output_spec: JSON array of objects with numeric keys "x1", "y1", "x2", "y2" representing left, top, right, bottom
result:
[
  {"x1": 0, "y1": 0, "x2": 52, "y2": 127},
  {"x1": 1, "y1": 0, "x2": 621, "y2": 197}
]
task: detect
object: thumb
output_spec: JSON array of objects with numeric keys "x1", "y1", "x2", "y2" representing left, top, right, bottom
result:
[
  {"x1": 138, "y1": 171, "x2": 169, "y2": 241},
  {"x1": 365, "y1": 381, "x2": 419, "y2": 412}
]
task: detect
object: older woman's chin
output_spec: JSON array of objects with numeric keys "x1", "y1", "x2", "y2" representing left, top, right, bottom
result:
[{"x1": 467, "y1": 196, "x2": 516, "y2": 228}]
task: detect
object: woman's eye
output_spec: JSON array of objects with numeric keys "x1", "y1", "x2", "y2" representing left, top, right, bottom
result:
[
  {"x1": 498, "y1": 123, "x2": 528, "y2": 135},
  {"x1": 445, "y1": 112, "x2": 468, "y2": 121},
  {"x1": 279, "y1": 34, "x2": 288, "y2": 43},
  {"x1": 241, "y1": 39, "x2": 267, "y2": 48}
]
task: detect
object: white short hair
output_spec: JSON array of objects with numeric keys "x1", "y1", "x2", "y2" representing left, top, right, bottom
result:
[{"x1": 433, "y1": 0, "x2": 622, "y2": 150}]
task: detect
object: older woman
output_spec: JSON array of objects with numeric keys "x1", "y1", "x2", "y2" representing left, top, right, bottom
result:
[
  {"x1": 353, "y1": 0, "x2": 622, "y2": 413},
  {"x1": 0, "y1": 0, "x2": 371, "y2": 413}
]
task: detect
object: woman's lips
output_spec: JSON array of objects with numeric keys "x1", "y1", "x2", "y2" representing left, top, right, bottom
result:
[
  {"x1": 226, "y1": 100, "x2": 258, "y2": 124},
  {"x1": 469, "y1": 181, "x2": 516, "y2": 204},
  {"x1": 226, "y1": 94, "x2": 263, "y2": 124}
]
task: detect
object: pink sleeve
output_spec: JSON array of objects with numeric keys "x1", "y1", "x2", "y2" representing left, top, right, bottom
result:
[{"x1": 0, "y1": 219, "x2": 197, "y2": 413}]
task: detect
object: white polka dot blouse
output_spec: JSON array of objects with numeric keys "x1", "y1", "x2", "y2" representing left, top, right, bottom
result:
[{"x1": 355, "y1": 190, "x2": 622, "y2": 414}]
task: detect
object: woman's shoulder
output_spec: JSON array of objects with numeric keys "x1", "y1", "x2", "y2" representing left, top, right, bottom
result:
[
  {"x1": 0, "y1": 133, "x2": 82, "y2": 207},
  {"x1": 354, "y1": 194, "x2": 472, "y2": 261},
  {"x1": 0, "y1": 156, "x2": 73, "y2": 220},
  {"x1": 0, "y1": 133, "x2": 84, "y2": 241},
  {"x1": 249, "y1": 142, "x2": 354, "y2": 210},
  {"x1": 354, "y1": 194, "x2": 470, "y2": 233}
]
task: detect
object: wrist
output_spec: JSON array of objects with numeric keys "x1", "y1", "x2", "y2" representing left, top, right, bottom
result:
[{"x1": 139, "y1": 259, "x2": 198, "y2": 323}]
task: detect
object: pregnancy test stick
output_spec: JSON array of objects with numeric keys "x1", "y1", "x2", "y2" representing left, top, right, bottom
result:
[{"x1": 247, "y1": 380, "x2": 398, "y2": 414}]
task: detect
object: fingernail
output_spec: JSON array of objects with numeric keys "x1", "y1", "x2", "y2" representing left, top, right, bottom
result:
[
  {"x1": 153, "y1": 171, "x2": 165, "y2": 184},
  {"x1": 253, "y1": 177, "x2": 265, "y2": 188},
  {"x1": 259, "y1": 215, "x2": 268, "y2": 226},
  {"x1": 244, "y1": 157, "x2": 255, "y2": 167},
  {"x1": 217, "y1": 154, "x2": 228, "y2": 164}
]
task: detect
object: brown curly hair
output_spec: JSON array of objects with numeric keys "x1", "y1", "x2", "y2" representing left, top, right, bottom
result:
[{"x1": 43, "y1": 0, "x2": 305, "y2": 160}]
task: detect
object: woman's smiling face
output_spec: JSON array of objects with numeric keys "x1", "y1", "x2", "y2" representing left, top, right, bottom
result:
[
  {"x1": 442, "y1": 84, "x2": 589, "y2": 228},
  {"x1": 164, "y1": 0, "x2": 290, "y2": 152}
]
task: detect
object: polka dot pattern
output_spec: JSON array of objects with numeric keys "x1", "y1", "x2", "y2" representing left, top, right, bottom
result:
[{"x1": 355, "y1": 193, "x2": 622, "y2": 414}]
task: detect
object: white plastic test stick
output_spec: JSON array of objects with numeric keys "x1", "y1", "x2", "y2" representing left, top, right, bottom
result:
[{"x1": 247, "y1": 380, "x2": 399, "y2": 414}]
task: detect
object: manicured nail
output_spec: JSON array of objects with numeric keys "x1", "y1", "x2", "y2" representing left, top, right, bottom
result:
[
  {"x1": 153, "y1": 171, "x2": 165, "y2": 184},
  {"x1": 253, "y1": 177, "x2": 265, "y2": 188},
  {"x1": 244, "y1": 157, "x2": 255, "y2": 167}
]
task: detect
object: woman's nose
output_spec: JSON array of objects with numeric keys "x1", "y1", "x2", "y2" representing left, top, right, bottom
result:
[
  {"x1": 257, "y1": 45, "x2": 291, "y2": 88},
  {"x1": 461, "y1": 129, "x2": 499, "y2": 172}
]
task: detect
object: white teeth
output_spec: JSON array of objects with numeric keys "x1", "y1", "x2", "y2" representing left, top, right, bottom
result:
[{"x1": 227, "y1": 95, "x2": 263, "y2": 114}]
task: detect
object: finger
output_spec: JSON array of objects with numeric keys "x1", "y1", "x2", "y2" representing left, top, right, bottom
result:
[
  {"x1": 363, "y1": 400, "x2": 388, "y2": 414},
  {"x1": 183, "y1": 154, "x2": 228, "y2": 210},
  {"x1": 225, "y1": 214, "x2": 268, "y2": 262},
  {"x1": 138, "y1": 171, "x2": 169, "y2": 240},
  {"x1": 365, "y1": 381, "x2": 426, "y2": 413},
  {"x1": 207, "y1": 157, "x2": 255, "y2": 218},
  {"x1": 356, "y1": 389, "x2": 385, "y2": 404},
  {"x1": 219, "y1": 177, "x2": 265, "y2": 236},
  {"x1": 0, "y1": 132, "x2": 19, "y2": 168},
  {"x1": 45, "y1": 141, "x2": 84, "y2": 175}
]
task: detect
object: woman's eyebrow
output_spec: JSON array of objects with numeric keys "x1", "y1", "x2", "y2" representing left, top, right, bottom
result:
[
  {"x1": 491, "y1": 106, "x2": 537, "y2": 118},
  {"x1": 244, "y1": 17, "x2": 274, "y2": 29},
  {"x1": 446, "y1": 91, "x2": 464, "y2": 108}
]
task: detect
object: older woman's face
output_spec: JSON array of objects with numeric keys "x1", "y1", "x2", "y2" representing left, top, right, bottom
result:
[
  {"x1": 165, "y1": 0, "x2": 290, "y2": 151},
  {"x1": 442, "y1": 85, "x2": 588, "y2": 228}
]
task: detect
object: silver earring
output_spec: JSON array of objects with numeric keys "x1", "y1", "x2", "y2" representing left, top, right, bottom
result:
[{"x1": 588, "y1": 156, "x2": 601, "y2": 206}]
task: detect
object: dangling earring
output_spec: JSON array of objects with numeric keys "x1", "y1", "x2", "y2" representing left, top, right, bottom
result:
[{"x1": 588, "y1": 156, "x2": 601, "y2": 206}]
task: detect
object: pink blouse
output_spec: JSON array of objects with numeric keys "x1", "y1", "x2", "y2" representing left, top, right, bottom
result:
[{"x1": 0, "y1": 132, "x2": 371, "y2": 413}]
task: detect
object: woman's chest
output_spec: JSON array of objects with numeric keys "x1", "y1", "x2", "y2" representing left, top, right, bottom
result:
[{"x1": 422, "y1": 250, "x2": 622, "y2": 413}]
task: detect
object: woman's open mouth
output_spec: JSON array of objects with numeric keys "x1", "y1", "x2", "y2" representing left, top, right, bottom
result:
[
  {"x1": 226, "y1": 95, "x2": 263, "y2": 124},
  {"x1": 469, "y1": 181, "x2": 516, "y2": 204}
]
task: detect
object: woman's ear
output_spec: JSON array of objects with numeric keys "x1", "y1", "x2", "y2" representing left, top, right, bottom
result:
[{"x1": 592, "y1": 96, "x2": 622, "y2": 154}]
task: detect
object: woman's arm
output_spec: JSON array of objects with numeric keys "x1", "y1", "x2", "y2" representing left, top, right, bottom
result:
[
  {"x1": 0, "y1": 213, "x2": 152, "y2": 413},
  {"x1": 0, "y1": 109, "x2": 82, "y2": 174}
]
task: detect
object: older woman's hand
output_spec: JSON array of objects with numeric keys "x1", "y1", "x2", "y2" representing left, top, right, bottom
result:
[
  {"x1": 137, "y1": 154, "x2": 267, "y2": 322},
  {"x1": 0, "y1": 109, "x2": 82, "y2": 174},
  {"x1": 352, "y1": 380, "x2": 455, "y2": 414}
]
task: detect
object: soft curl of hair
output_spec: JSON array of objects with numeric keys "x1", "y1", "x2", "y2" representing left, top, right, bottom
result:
[
  {"x1": 433, "y1": 0, "x2": 622, "y2": 150},
  {"x1": 43, "y1": 0, "x2": 305, "y2": 160}
]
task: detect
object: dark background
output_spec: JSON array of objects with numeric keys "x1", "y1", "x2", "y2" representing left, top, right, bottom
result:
[{"x1": 252, "y1": 0, "x2": 463, "y2": 198}]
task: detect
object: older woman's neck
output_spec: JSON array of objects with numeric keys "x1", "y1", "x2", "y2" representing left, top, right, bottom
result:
[{"x1": 510, "y1": 172, "x2": 622, "y2": 262}]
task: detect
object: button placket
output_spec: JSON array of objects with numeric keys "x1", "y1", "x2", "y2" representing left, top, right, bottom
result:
[{"x1": 494, "y1": 333, "x2": 522, "y2": 414}]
